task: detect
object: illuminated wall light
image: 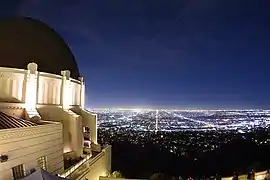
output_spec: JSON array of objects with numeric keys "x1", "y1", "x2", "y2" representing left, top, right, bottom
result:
[
  {"x1": 79, "y1": 77, "x2": 85, "y2": 109},
  {"x1": 25, "y1": 63, "x2": 38, "y2": 110},
  {"x1": 63, "y1": 82, "x2": 72, "y2": 109},
  {"x1": 61, "y1": 70, "x2": 72, "y2": 110},
  {"x1": 63, "y1": 147, "x2": 72, "y2": 153},
  {"x1": 25, "y1": 75, "x2": 37, "y2": 109}
]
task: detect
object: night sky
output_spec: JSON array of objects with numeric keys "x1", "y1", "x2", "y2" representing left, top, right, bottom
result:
[{"x1": 1, "y1": 0, "x2": 270, "y2": 109}]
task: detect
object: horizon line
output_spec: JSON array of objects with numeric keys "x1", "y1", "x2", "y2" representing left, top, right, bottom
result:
[{"x1": 86, "y1": 107, "x2": 268, "y2": 111}]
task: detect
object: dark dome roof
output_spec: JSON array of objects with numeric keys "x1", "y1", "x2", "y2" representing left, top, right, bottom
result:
[{"x1": 0, "y1": 17, "x2": 80, "y2": 78}]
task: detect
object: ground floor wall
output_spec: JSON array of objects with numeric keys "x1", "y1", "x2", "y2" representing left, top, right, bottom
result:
[{"x1": 0, "y1": 123, "x2": 64, "y2": 180}]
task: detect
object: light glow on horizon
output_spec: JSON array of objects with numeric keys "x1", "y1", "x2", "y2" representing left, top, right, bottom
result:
[{"x1": 88, "y1": 107, "x2": 268, "y2": 112}]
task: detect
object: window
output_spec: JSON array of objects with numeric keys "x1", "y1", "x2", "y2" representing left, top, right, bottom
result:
[
  {"x1": 37, "y1": 156, "x2": 47, "y2": 170},
  {"x1": 12, "y1": 164, "x2": 25, "y2": 180}
]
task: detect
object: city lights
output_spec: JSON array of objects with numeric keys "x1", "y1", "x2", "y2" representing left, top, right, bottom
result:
[{"x1": 93, "y1": 109, "x2": 270, "y2": 132}]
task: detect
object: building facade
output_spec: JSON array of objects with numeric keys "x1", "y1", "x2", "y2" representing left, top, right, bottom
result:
[
  {"x1": 0, "y1": 17, "x2": 111, "y2": 180},
  {"x1": 0, "y1": 62, "x2": 111, "y2": 180},
  {"x1": 0, "y1": 119, "x2": 64, "y2": 179}
]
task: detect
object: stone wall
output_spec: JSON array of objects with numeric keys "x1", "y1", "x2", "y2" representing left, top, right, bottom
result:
[
  {"x1": 0, "y1": 122, "x2": 64, "y2": 180},
  {"x1": 37, "y1": 106, "x2": 83, "y2": 157}
]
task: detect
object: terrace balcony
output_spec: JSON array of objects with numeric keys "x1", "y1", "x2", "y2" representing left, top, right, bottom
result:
[{"x1": 59, "y1": 145, "x2": 111, "y2": 180}]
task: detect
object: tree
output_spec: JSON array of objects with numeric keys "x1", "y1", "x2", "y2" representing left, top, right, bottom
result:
[
  {"x1": 150, "y1": 173, "x2": 166, "y2": 180},
  {"x1": 110, "y1": 171, "x2": 124, "y2": 178}
]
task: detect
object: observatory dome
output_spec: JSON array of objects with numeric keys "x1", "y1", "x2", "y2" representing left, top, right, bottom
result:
[{"x1": 0, "y1": 17, "x2": 80, "y2": 78}]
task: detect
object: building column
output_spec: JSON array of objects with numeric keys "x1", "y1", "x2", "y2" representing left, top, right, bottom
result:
[
  {"x1": 24, "y1": 63, "x2": 38, "y2": 110},
  {"x1": 61, "y1": 70, "x2": 71, "y2": 110},
  {"x1": 70, "y1": 114, "x2": 83, "y2": 157},
  {"x1": 79, "y1": 77, "x2": 85, "y2": 109},
  {"x1": 92, "y1": 114, "x2": 98, "y2": 144}
]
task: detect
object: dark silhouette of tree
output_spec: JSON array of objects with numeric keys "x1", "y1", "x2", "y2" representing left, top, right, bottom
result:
[
  {"x1": 110, "y1": 171, "x2": 124, "y2": 178},
  {"x1": 150, "y1": 173, "x2": 166, "y2": 180}
]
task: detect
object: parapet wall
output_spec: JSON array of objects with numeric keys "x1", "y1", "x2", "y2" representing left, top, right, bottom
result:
[
  {"x1": 0, "y1": 63, "x2": 85, "y2": 108},
  {"x1": 76, "y1": 145, "x2": 112, "y2": 180},
  {"x1": 0, "y1": 67, "x2": 25, "y2": 103}
]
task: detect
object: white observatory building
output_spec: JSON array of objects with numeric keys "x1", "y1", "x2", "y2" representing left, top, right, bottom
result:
[{"x1": 0, "y1": 17, "x2": 111, "y2": 180}]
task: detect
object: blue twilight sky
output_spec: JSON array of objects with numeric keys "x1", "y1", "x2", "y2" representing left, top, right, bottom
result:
[{"x1": 1, "y1": 0, "x2": 270, "y2": 109}]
